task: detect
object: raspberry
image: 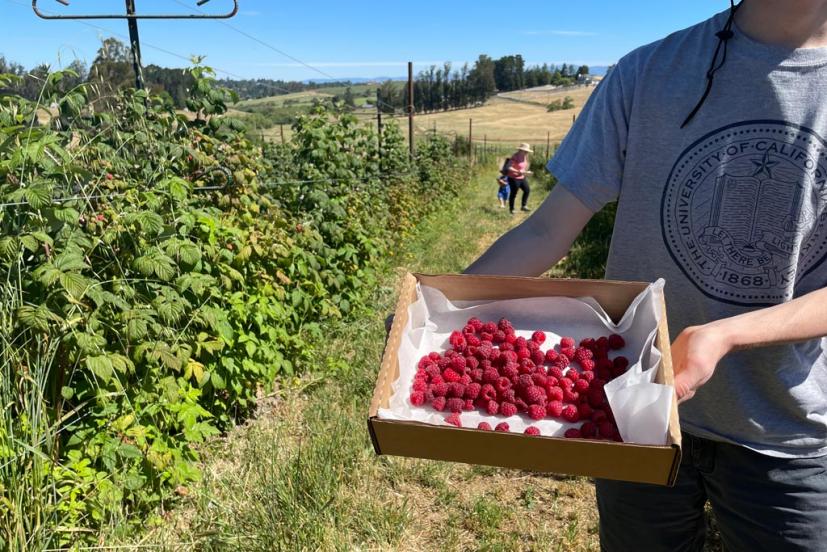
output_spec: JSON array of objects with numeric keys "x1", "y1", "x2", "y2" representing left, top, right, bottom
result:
[
  {"x1": 524, "y1": 426, "x2": 541, "y2": 436},
  {"x1": 599, "y1": 421, "x2": 617, "y2": 439},
  {"x1": 465, "y1": 356, "x2": 479, "y2": 370},
  {"x1": 597, "y1": 367, "x2": 612, "y2": 381},
  {"x1": 512, "y1": 336, "x2": 525, "y2": 348},
  {"x1": 580, "y1": 337, "x2": 596, "y2": 350},
  {"x1": 505, "y1": 332, "x2": 517, "y2": 344},
  {"x1": 580, "y1": 359, "x2": 596, "y2": 372},
  {"x1": 554, "y1": 355, "x2": 570, "y2": 369},
  {"x1": 564, "y1": 428, "x2": 582, "y2": 439},
  {"x1": 528, "y1": 404, "x2": 546, "y2": 420},
  {"x1": 516, "y1": 347, "x2": 531, "y2": 360},
  {"x1": 479, "y1": 359, "x2": 492, "y2": 371},
  {"x1": 563, "y1": 388, "x2": 580, "y2": 403},
  {"x1": 546, "y1": 400, "x2": 563, "y2": 418},
  {"x1": 546, "y1": 386, "x2": 564, "y2": 402},
  {"x1": 482, "y1": 321, "x2": 497, "y2": 334},
  {"x1": 518, "y1": 358, "x2": 536, "y2": 374},
  {"x1": 515, "y1": 398, "x2": 528, "y2": 412},
  {"x1": 410, "y1": 391, "x2": 426, "y2": 406},
  {"x1": 482, "y1": 367, "x2": 500, "y2": 384},
  {"x1": 466, "y1": 334, "x2": 482, "y2": 347},
  {"x1": 580, "y1": 370, "x2": 595, "y2": 383},
  {"x1": 429, "y1": 351, "x2": 441, "y2": 361},
  {"x1": 530, "y1": 349, "x2": 545, "y2": 366},
  {"x1": 559, "y1": 377, "x2": 574, "y2": 389},
  {"x1": 470, "y1": 368, "x2": 484, "y2": 383},
  {"x1": 480, "y1": 384, "x2": 497, "y2": 402},
  {"x1": 431, "y1": 396, "x2": 447, "y2": 411},
  {"x1": 464, "y1": 382, "x2": 482, "y2": 400},
  {"x1": 580, "y1": 421, "x2": 597, "y2": 438},
  {"x1": 437, "y1": 357, "x2": 450, "y2": 370},
  {"x1": 500, "y1": 402, "x2": 518, "y2": 417},
  {"x1": 476, "y1": 342, "x2": 494, "y2": 360},
  {"x1": 412, "y1": 380, "x2": 428, "y2": 392},
  {"x1": 573, "y1": 347, "x2": 593, "y2": 363},
  {"x1": 542, "y1": 349, "x2": 558, "y2": 364},
  {"x1": 524, "y1": 385, "x2": 546, "y2": 405},
  {"x1": 516, "y1": 374, "x2": 534, "y2": 391},
  {"x1": 531, "y1": 373, "x2": 548, "y2": 387},
  {"x1": 531, "y1": 330, "x2": 546, "y2": 344},
  {"x1": 547, "y1": 366, "x2": 564, "y2": 380},
  {"x1": 578, "y1": 403, "x2": 593, "y2": 420},
  {"x1": 445, "y1": 412, "x2": 462, "y2": 427},
  {"x1": 561, "y1": 404, "x2": 580, "y2": 423},
  {"x1": 588, "y1": 388, "x2": 607, "y2": 408},
  {"x1": 460, "y1": 374, "x2": 472, "y2": 386},
  {"x1": 501, "y1": 362, "x2": 520, "y2": 380},
  {"x1": 485, "y1": 400, "x2": 500, "y2": 415},
  {"x1": 500, "y1": 388, "x2": 516, "y2": 403},
  {"x1": 446, "y1": 397, "x2": 465, "y2": 413},
  {"x1": 448, "y1": 382, "x2": 465, "y2": 398},
  {"x1": 489, "y1": 348, "x2": 501, "y2": 363},
  {"x1": 574, "y1": 378, "x2": 590, "y2": 393},
  {"x1": 612, "y1": 356, "x2": 630, "y2": 377},
  {"x1": 546, "y1": 376, "x2": 559, "y2": 388},
  {"x1": 595, "y1": 336, "x2": 610, "y2": 356},
  {"x1": 431, "y1": 382, "x2": 448, "y2": 397},
  {"x1": 463, "y1": 324, "x2": 476, "y2": 335},
  {"x1": 566, "y1": 370, "x2": 580, "y2": 381},
  {"x1": 464, "y1": 399, "x2": 475, "y2": 410},
  {"x1": 495, "y1": 377, "x2": 512, "y2": 395},
  {"x1": 498, "y1": 317, "x2": 513, "y2": 330},
  {"x1": 592, "y1": 409, "x2": 608, "y2": 423},
  {"x1": 443, "y1": 368, "x2": 462, "y2": 383},
  {"x1": 608, "y1": 334, "x2": 625, "y2": 350},
  {"x1": 477, "y1": 421, "x2": 493, "y2": 431},
  {"x1": 560, "y1": 346, "x2": 576, "y2": 360},
  {"x1": 468, "y1": 317, "x2": 483, "y2": 331},
  {"x1": 495, "y1": 422, "x2": 510, "y2": 432},
  {"x1": 492, "y1": 330, "x2": 506, "y2": 343},
  {"x1": 560, "y1": 336, "x2": 575, "y2": 349},
  {"x1": 418, "y1": 356, "x2": 433, "y2": 370},
  {"x1": 526, "y1": 340, "x2": 540, "y2": 352},
  {"x1": 499, "y1": 341, "x2": 514, "y2": 352}
]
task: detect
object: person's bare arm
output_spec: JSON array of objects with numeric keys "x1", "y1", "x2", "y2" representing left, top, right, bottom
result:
[
  {"x1": 464, "y1": 185, "x2": 595, "y2": 276},
  {"x1": 673, "y1": 287, "x2": 827, "y2": 403}
]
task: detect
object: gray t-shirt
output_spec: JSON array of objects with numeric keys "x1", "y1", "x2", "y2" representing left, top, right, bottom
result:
[{"x1": 548, "y1": 10, "x2": 827, "y2": 458}]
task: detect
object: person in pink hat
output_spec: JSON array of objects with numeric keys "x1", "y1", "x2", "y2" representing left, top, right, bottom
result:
[{"x1": 506, "y1": 143, "x2": 534, "y2": 214}]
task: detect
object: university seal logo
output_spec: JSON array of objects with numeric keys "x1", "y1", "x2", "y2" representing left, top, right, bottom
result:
[{"x1": 661, "y1": 121, "x2": 827, "y2": 306}]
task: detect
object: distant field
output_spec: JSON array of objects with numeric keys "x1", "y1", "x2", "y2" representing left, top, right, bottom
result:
[
  {"x1": 233, "y1": 83, "x2": 595, "y2": 147},
  {"x1": 389, "y1": 85, "x2": 596, "y2": 146}
]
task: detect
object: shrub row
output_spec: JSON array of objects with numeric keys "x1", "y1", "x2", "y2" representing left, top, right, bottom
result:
[{"x1": 0, "y1": 67, "x2": 465, "y2": 548}]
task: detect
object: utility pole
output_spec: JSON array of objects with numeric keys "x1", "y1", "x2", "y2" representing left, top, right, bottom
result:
[
  {"x1": 408, "y1": 61, "x2": 415, "y2": 158},
  {"x1": 280, "y1": 124, "x2": 285, "y2": 144}
]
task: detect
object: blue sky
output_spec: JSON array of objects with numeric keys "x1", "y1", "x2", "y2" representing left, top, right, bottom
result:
[{"x1": 1, "y1": 0, "x2": 724, "y2": 80}]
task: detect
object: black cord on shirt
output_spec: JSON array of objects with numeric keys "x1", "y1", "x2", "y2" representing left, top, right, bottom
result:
[{"x1": 681, "y1": 0, "x2": 743, "y2": 128}]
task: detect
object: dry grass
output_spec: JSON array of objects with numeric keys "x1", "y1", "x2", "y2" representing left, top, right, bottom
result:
[{"x1": 389, "y1": 86, "x2": 596, "y2": 145}]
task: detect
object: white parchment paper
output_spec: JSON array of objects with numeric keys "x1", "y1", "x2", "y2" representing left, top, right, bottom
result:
[{"x1": 377, "y1": 280, "x2": 673, "y2": 445}]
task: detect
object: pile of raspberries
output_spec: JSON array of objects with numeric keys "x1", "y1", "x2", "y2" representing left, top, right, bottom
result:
[{"x1": 409, "y1": 317, "x2": 628, "y2": 441}]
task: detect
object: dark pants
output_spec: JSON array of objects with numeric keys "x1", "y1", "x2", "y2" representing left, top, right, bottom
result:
[
  {"x1": 596, "y1": 432, "x2": 827, "y2": 552},
  {"x1": 508, "y1": 178, "x2": 529, "y2": 211}
]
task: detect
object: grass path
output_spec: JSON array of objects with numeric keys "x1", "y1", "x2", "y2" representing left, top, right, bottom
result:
[{"x1": 118, "y1": 168, "x2": 600, "y2": 551}]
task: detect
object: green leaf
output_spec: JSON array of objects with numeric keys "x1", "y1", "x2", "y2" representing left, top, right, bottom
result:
[
  {"x1": 61, "y1": 386, "x2": 74, "y2": 400},
  {"x1": 86, "y1": 355, "x2": 114, "y2": 383},
  {"x1": 60, "y1": 272, "x2": 90, "y2": 299}
]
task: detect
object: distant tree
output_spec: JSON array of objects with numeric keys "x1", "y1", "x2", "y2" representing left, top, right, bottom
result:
[
  {"x1": 577, "y1": 65, "x2": 590, "y2": 76},
  {"x1": 89, "y1": 37, "x2": 134, "y2": 96},
  {"x1": 470, "y1": 55, "x2": 496, "y2": 102},
  {"x1": 343, "y1": 86, "x2": 356, "y2": 108}
]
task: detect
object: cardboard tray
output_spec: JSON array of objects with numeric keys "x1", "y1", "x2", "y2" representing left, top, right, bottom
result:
[{"x1": 368, "y1": 273, "x2": 682, "y2": 486}]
